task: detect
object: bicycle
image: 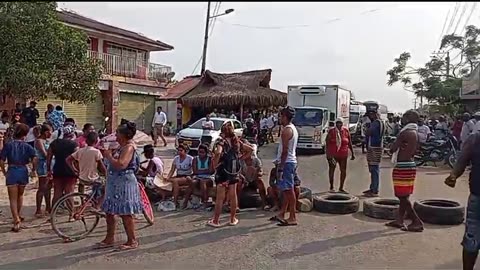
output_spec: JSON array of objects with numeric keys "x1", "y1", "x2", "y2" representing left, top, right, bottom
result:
[{"x1": 50, "y1": 179, "x2": 154, "y2": 242}]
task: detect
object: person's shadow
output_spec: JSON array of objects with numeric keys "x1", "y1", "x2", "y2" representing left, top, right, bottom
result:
[{"x1": 272, "y1": 229, "x2": 403, "y2": 260}]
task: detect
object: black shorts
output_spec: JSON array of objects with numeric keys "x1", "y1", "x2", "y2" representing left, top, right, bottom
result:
[{"x1": 215, "y1": 169, "x2": 239, "y2": 186}]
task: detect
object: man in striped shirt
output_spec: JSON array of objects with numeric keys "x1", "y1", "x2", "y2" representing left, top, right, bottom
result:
[{"x1": 363, "y1": 110, "x2": 384, "y2": 197}]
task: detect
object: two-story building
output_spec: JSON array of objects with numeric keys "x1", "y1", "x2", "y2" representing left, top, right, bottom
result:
[{"x1": 25, "y1": 10, "x2": 174, "y2": 132}]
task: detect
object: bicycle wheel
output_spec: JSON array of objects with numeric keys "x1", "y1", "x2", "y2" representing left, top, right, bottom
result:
[
  {"x1": 138, "y1": 183, "x2": 154, "y2": 225},
  {"x1": 50, "y1": 192, "x2": 101, "y2": 241}
]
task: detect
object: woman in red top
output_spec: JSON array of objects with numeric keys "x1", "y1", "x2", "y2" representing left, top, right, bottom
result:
[
  {"x1": 326, "y1": 118, "x2": 355, "y2": 193},
  {"x1": 451, "y1": 115, "x2": 463, "y2": 142}
]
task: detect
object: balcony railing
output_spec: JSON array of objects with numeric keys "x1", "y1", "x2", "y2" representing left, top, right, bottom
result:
[{"x1": 87, "y1": 50, "x2": 172, "y2": 81}]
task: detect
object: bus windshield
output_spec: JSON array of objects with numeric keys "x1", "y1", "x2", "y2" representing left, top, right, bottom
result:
[
  {"x1": 349, "y1": 112, "x2": 360, "y2": 124},
  {"x1": 293, "y1": 108, "x2": 323, "y2": 126}
]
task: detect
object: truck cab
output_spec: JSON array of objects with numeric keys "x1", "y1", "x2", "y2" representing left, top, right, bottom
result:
[{"x1": 288, "y1": 85, "x2": 350, "y2": 151}]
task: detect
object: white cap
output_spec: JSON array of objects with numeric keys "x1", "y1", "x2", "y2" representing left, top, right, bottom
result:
[
  {"x1": 474, "y1": 112, "x2": 480, "y2": 117},
  {"x1": 335, "y1": 117, "x2": 343, "y2": 123}
]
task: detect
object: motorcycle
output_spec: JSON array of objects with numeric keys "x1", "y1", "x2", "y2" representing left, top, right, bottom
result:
[
  {"x1": 383, "y1": 135, "x2": 397, "y2": 157},
  {"x1": 257, "y1": 128, "x2": 268, "y2": 147},
  {"x1": 414, "y1": 134, "x2": 459, "y2": 168}
]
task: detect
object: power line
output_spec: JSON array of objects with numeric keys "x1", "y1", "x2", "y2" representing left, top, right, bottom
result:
[
  {"x1": 446, "y1": 2, "x2": 460, "y2": 34},
  {"x1": 217, "y1": 5, "x2": 396, "y2": 30},
  {"x1": 437, "y1": 8, "x2": 451, "y2": 49},
  {"x1": 453, "y1": 2, "x2": 468, "y2": 34},
  {"x1": 460, "y1": 2, "x2": 477, "y2": 35}
]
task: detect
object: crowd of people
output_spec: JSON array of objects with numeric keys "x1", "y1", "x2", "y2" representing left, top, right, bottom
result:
[{"x1": 0, "y1": 101, "x2": 302, "y2": 249}]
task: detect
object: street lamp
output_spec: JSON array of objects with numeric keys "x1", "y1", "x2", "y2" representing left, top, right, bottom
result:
[{"x1": 200, "y1": 2, "x2": 234, "y2": 74}]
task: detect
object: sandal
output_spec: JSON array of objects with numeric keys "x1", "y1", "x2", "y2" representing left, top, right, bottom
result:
[
  {"x1": 93, "y1": 241, "x2": 114, "y2": 249},
  {"x1": 277, "y1": 219, "x2": 298, "y2": 227},
  {"x1": 268, "y1": 216, "x2": 282, "y2": 222},
  {"x1": 206, "y1": 219, "x2": 222, "y2": 228},
  {"x1": 11, "y1": 222, "x2": 21, "y2": 233},
  {"x1": 229, "y1": 218, "x2": 239, "y2": 226},
  {"x1": 116, "y1": 241, "x2": 139, "y2": 251},
  {"x1": 401, "y1": 224, "x2": 424, "y2": 233},
  {"x1": 34, "y1": 213, "x2": 44, "y2": 219},
  {"x1": 385, "y1": 221, "x2": 404, "y2": 229}
]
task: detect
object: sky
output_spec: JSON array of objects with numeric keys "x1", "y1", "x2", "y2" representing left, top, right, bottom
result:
[{"x1": 59, "y1": 2, "x2": 473, "y2": 112}]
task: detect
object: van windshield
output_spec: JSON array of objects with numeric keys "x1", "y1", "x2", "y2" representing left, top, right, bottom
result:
[{"x1": 293, "y1": 108, "x2": 323, "y2": 126}]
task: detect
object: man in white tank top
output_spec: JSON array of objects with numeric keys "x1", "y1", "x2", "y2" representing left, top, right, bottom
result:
[{"x1": 271, "y1": 106, "x2": 299, "y2": 226}]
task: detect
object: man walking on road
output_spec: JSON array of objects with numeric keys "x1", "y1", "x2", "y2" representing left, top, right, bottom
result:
[
  {"x1": 152, "y1": 106, "x2": 167, "y2": 147},
  {"x1": 386, "y1": 110, "x2": 423, "y2": 232},
  {"x1": 363, "y1": 110, "x2": 384, "y2": 197},
  {"x1": 269, "y1": 106, "x2": 299, "y2": 226},
  {"x1": 445, "y1": 130, "x2": 480, "y2": 270}
]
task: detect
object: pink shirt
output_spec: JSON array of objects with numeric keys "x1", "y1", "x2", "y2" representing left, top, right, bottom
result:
[{"x1": 76, "y1": 136, "x2": 87, "y2": 148}]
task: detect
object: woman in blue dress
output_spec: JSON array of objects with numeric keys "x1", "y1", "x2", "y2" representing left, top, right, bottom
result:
[
  {"x1": 34, "y1": 124, "x2": 53, "y2": 217},
  {"x1": 97, "y1": 121, "x2": 142, "y2": 250}
]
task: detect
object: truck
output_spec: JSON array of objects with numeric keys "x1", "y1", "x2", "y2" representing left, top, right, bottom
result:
[
  {"x1": 287, "y1": 85, "x2": 351, "y2": 151},
  {"x1": 349, "y1": 101, "x2": 366, "y2": 134}
]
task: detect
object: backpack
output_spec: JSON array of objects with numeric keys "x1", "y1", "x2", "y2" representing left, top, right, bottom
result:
[{"x1": 219, "y1": 138, "x2": 241, "y2": 176}]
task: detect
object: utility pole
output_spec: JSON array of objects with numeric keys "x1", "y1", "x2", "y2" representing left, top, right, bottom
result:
[{"x1": 200, "y1": 1, "x2": 211, "y2": 75}]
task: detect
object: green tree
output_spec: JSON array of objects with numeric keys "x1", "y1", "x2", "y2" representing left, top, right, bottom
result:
[
  {"x1": 0, "y1": 2, "x2": 102, "y2": 103},
  {"x1": 386, "y1": 25, "x2": 480, "y2": 114}
]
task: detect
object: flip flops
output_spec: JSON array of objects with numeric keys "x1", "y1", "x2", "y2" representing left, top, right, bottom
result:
[
  {"x1": 228, "y1": 218, "x2": 239, "y2": 226},
  {"x1": 277, "y1": 219, "x2": 298, "y2": 227},
  {"x1": 93, "y1": 242, "x2": 114, "y2": 250},
  {"x1": 401, "y1": 224, "x2": 424, "y2": 233},
  {"x1": 206, "y1": 219, "x2": 222, "y2": 228},
  {"x1": 385, "y1": 221, "x2": 404, "y2": 228},
  {"x1": 116, "y1": 241, "x2": 139, "y2": 251}
]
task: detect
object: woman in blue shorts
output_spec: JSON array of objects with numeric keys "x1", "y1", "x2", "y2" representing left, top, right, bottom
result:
[{"x1": 0, "y1": 123, "x2": 38, "y2": 232}]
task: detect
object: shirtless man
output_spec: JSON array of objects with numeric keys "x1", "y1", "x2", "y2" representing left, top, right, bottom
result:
[{"x1": 386, "y1": 110, "x2": 424, "y2": 232}]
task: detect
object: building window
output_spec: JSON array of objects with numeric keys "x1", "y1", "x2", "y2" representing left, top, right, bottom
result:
[{"x1": 106, "y1": 43, "x2": 147, "y2": 62}]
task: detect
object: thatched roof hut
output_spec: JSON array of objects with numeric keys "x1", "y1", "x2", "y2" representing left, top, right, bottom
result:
[{"x1": 181, "y1": 69, "x2": 287, "y2": 108}]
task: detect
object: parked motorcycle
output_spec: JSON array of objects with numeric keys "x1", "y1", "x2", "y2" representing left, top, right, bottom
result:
[
  {"x1": 414, "y1": 134, "x2": 459, "y2": 168},
  {"x1": 257, "y1": 128, "x2": 268, "y2": 147},
  {"x1": 383, "y1": 136, "x2": 397, "y2": 157}
]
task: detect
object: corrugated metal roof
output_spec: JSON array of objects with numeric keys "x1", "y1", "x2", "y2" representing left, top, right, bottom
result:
[
  {"x1": 57, "y1": 10, "x2": 174, "y2": 51},
  {"x1": 160, "y1": 76, "x2": 202, "y2": 99}
]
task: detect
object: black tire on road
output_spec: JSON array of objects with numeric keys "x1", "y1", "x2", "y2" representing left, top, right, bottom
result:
[
  {"x1": 313, "y1": 193, "x2": 359, "y2": 214},
  {"x1": 363, "y1": 198, "x2": 399, "y2": 220},
  {"x1": 238, "y1": 189, "x2": 262, "y2": 209},
  {"x1": 414, "y1": 199, "x2": 465, "y2": 225}
]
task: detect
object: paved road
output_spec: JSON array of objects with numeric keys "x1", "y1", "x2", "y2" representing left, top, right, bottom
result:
[{"x1": 0, "y1": 142, "x2": 472, "y2": 269}]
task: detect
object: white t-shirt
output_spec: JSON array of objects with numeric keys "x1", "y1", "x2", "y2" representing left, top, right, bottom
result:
[
  {"x1": 461, "y1": 119, "x2": 476, "y2": 142},
  {"x1": 474, "y1": 120, "x2": 480, "y2": 134},
  {"x1": 260, "y1": 118, "x2": 268, "y2": 129},
  {"x1": 267, "y1": 116, "x2": 275, "y2": 129},
  {"x1": 417, "y1": 125, "x2": 431, "y2": 143},
  {"x1": 202, "y1": 120, "x2": 214, "y2": 129},
  {"x1": 173, "y1": 154, "x2": 193, "y2": 176},
  {"x1": 152, "y1": 111, "x2": 167, "y2": 126},
  {"x1": 0, "y1": 122, "x2": 9, "y2": 133}
]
